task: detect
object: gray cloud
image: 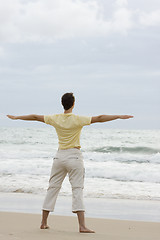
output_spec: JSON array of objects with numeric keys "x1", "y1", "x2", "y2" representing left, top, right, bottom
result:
[{"x1": 0, "y1": 0, "x2": 160, "y2": 43}]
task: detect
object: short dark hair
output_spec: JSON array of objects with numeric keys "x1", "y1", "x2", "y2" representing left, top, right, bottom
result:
[{"x1": 61, "y1": 93, "x2": 75, "y2": 110}]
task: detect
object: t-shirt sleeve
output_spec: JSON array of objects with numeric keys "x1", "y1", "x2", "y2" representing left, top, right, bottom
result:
[
  {"x1": 44, "y1": 115, "x2": 56, "y2": 126},
  {"x1": 77, "y1": 116, "x2": 92, "y2": 127}
]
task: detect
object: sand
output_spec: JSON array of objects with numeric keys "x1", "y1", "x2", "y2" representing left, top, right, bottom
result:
[{"x1": 0, "y1": 212, "x2": 160, "y2": 240}]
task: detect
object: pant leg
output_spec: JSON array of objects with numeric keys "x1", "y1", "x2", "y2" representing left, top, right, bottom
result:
[
  {"x1": 67, "y1": 151, "x2": 85, "y2": 213},
  {"x1": 42, "y1": 157, "x2": 67, "y2": 212}
]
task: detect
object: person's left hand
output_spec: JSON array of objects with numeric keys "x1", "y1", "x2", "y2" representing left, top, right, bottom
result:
[{"x1": 7, "y1": 115, "x2": 17, "y2": 120}]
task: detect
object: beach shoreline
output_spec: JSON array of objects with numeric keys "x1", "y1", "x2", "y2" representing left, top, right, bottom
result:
[{"x1": 0, "y1": 192, "x2": 160, "y2": 222}]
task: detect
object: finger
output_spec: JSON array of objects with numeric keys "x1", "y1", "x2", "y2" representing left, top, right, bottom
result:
[
  {"x1": 7, "y1": 115, "x2": 13, "y2": 118},
  {"x1": 7, "y1": 115, "x2": 15, "y2": 119}
]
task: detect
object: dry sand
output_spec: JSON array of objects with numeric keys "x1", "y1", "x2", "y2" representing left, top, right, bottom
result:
[{"x1": 0, "y1": 212, "x2": 160, "y2": 240}]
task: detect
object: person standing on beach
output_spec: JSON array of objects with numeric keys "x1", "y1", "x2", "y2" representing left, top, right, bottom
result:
[{"x1": 7, "y1": 92, "x2": 133, "y2": 233}]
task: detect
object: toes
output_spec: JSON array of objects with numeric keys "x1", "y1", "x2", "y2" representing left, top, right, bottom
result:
[{"x1": 40, "y1": 225, "x2": 50, "y2": 229}]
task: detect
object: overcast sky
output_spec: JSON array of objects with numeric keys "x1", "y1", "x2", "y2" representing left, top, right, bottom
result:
[{"x1": 0, "y1": 0, "x2": 160, "y2": 129}]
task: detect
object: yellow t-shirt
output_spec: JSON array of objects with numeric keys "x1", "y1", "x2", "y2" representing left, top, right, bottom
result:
[{"x1": 44, "y1": 113, "x2": 92, "y2": 149}]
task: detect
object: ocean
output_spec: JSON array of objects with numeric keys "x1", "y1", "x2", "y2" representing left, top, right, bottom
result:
[{"x1": 0, "y1": 127, "x2": 160, "y2": 201}]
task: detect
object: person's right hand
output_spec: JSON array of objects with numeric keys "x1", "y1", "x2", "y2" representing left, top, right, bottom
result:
[{"x1": 119, "y1": 115, "x2": 134, "y2": 119}]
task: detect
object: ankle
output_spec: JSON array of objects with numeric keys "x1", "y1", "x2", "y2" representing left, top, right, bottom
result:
[
  {"x1": 79, "y1": 224, "x2": 86, "y2": 229},
  {"x1": 41, "y1": 221, "x2": 47, "y2": 225}
]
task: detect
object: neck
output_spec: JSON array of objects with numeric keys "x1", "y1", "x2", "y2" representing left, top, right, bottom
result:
[{"x1": 64, "y1": 108, "x2": 73, "y2": 114}]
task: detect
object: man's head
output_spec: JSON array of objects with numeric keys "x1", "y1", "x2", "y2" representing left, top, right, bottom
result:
[{"x1": 61, "y1": 92, "x2": 75, "y2": 110}]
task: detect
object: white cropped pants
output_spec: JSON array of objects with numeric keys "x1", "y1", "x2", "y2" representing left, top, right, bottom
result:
[{"x1": 42, "y1": 148, "x2": 85, "y2": 213}]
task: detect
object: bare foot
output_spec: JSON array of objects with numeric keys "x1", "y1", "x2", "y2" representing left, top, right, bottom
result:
[
  {"x1": 79, "y1": 226, "x2": 95, "y2": 233},
  {"x1": 40, "y1": 224, "x2": 50, "y2": 229}
]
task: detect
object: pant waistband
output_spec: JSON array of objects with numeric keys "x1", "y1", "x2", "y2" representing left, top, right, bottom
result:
[{"x1": 58, "y1": 148, "x2": 80, "y2": 151}]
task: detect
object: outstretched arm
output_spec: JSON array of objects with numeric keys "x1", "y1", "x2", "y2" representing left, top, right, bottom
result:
[
  {"x1": 7, "y1": 114, "x2": 44, "y2": 123},
  {"x1": 91, "y1": 115, "x2": 133, "y2": 124}
]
